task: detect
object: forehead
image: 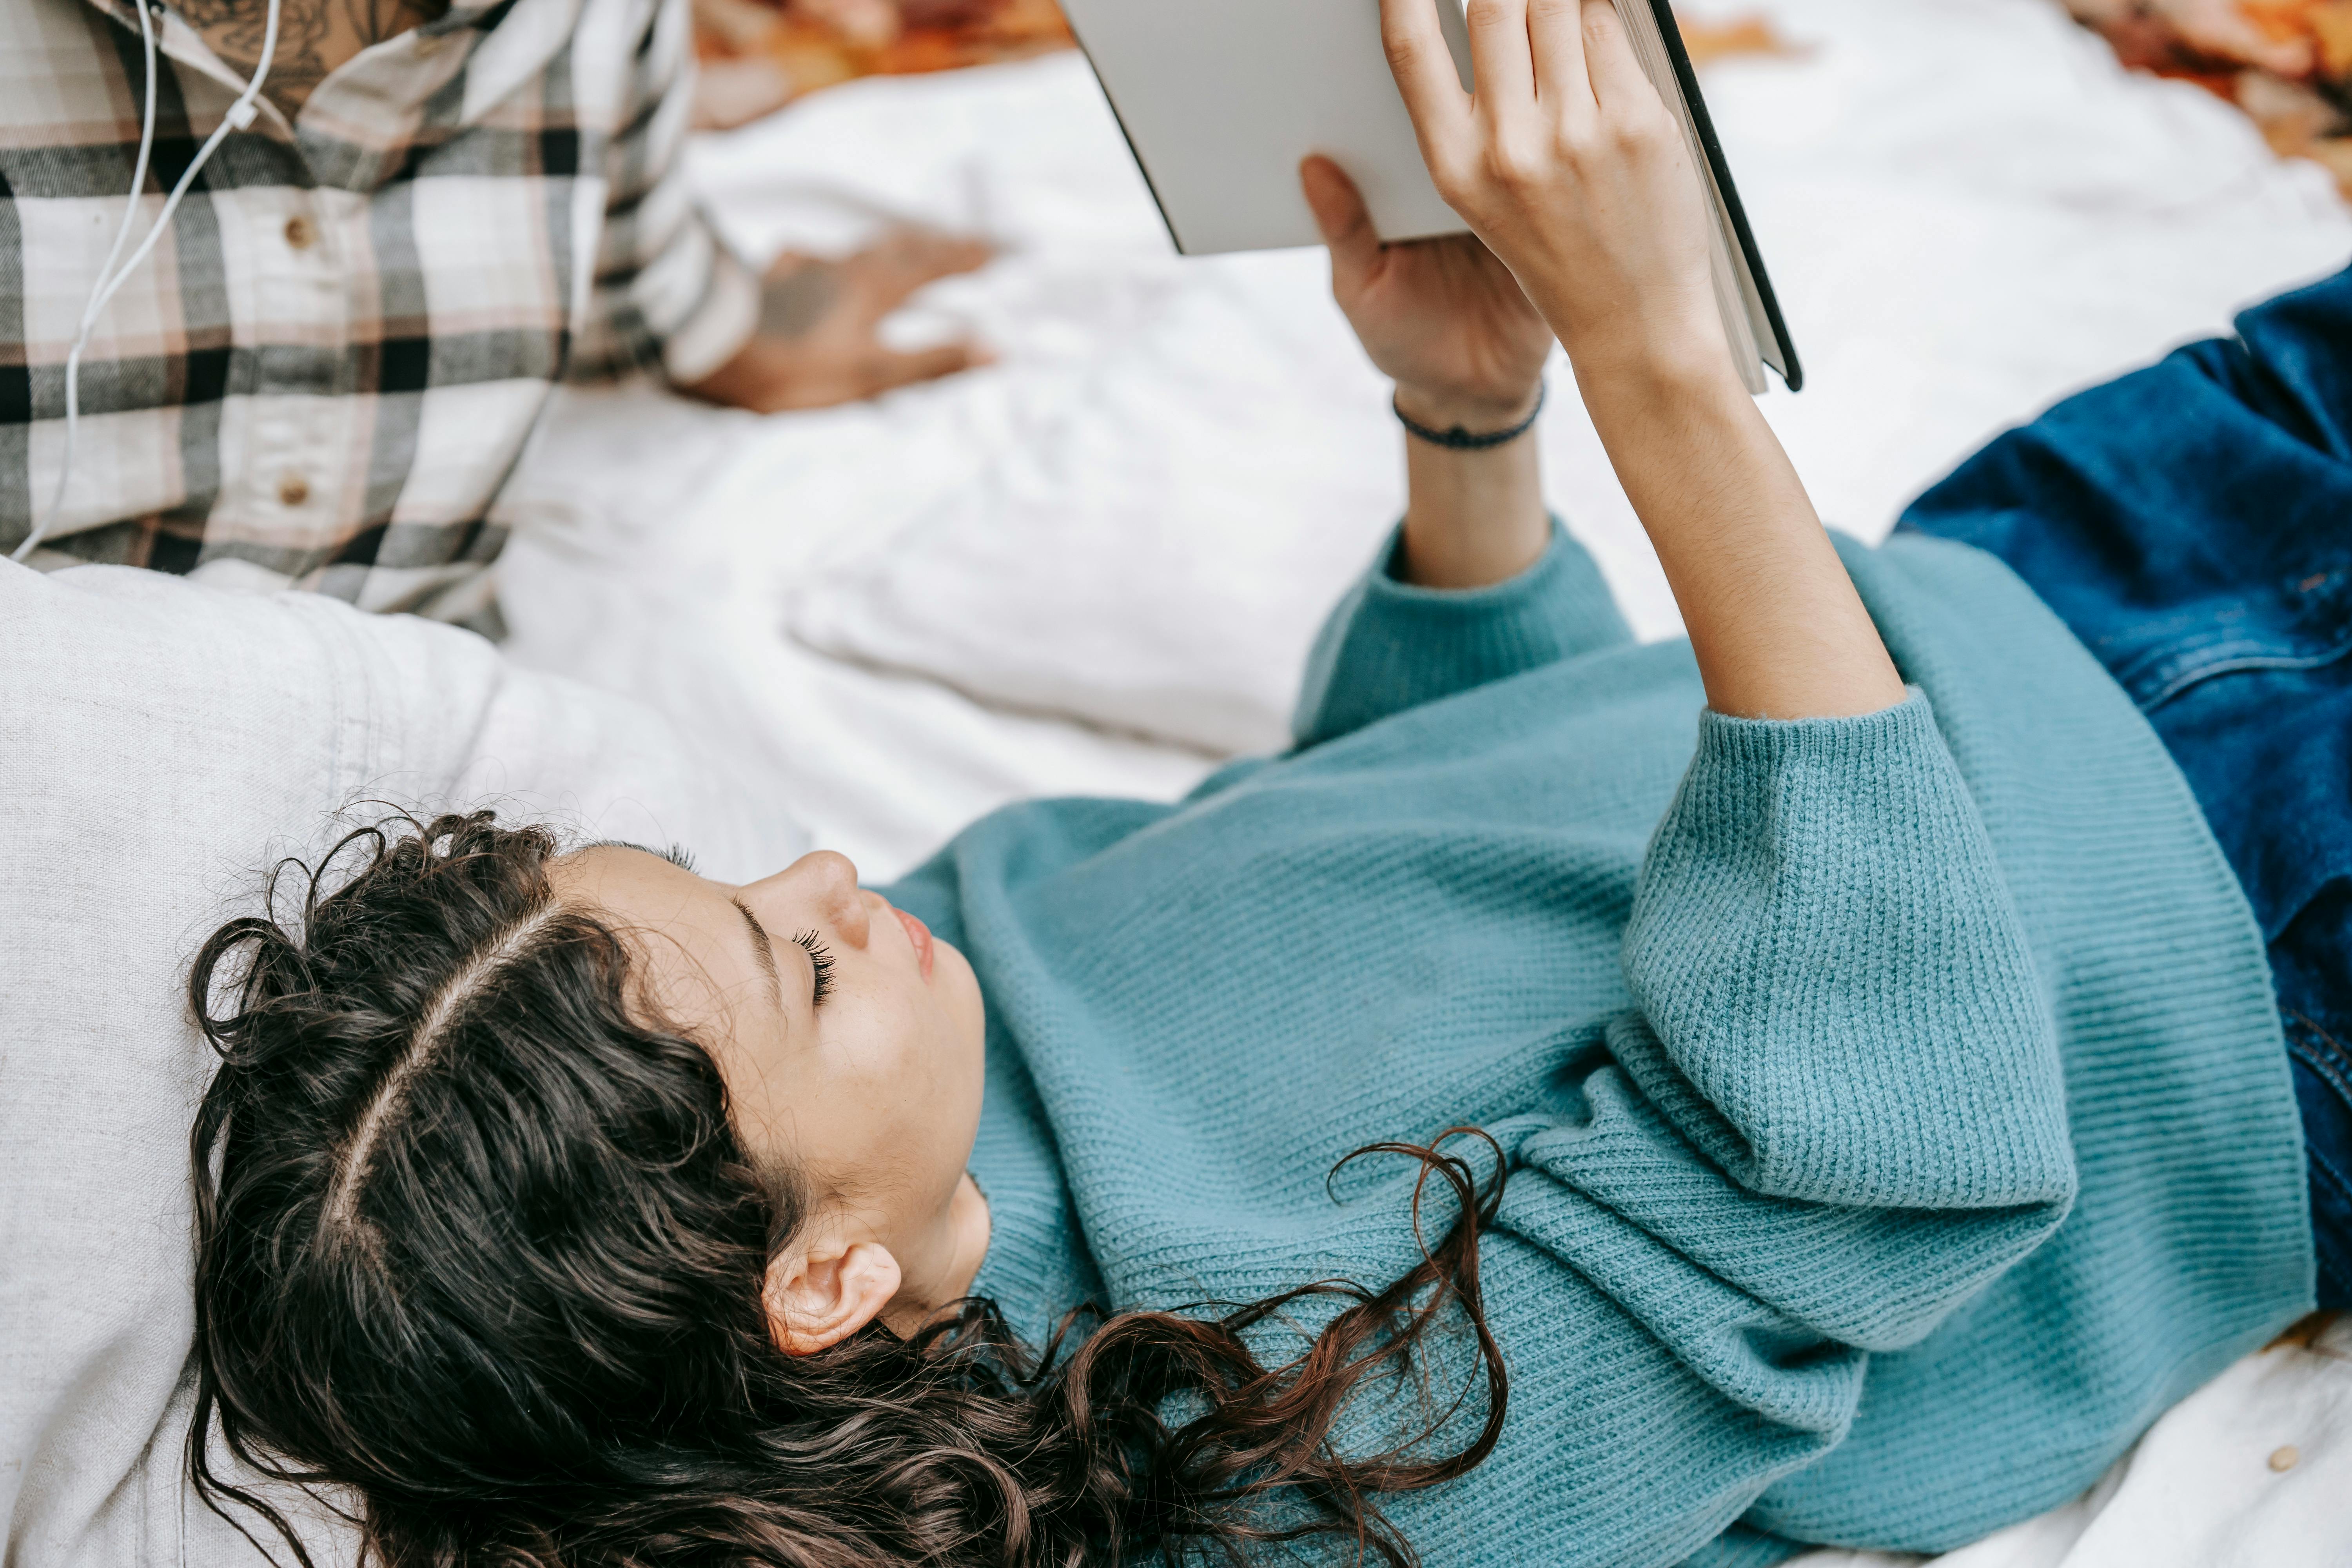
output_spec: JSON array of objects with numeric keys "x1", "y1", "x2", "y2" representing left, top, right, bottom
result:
[
  {"x1": 550, "y1": 846, "x2": 763, "y2": 1028},
  {"x1": 550, "y1": 842, "x2": 717, "y2": 913}
]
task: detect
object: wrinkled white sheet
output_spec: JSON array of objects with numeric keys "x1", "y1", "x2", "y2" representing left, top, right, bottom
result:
[{"x1": 489, "y1": 0, "x2": 2352, "y2": 1558}]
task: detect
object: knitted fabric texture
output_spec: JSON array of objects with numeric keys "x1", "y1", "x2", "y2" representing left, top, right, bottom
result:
[{"x1": 882, "y1": 524, "x2": 2312, "y2": 1567}]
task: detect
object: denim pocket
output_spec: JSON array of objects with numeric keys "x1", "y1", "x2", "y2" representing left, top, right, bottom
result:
[{"x1": 2098, "y1": 565, "x2": 2352, "y2": 712}]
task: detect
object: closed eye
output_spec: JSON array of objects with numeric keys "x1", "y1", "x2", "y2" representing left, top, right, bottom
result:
[{"x1": 793, "y1": 929, "x2": 837, "y2": 1007}]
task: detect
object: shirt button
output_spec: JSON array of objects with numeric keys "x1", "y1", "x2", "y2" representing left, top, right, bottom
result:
[
  {"x1": 284, "y1": 215, "x2": 317, "y2": 251},
  {"x1": 2269, "y1": 1444, "x2": 2301, "y2": 1472},
  {"x1": 277, "y1": 472, "x2": 311, "y2": 507}
]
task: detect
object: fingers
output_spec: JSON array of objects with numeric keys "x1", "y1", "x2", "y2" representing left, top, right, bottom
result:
[
  {"x1": 849, "y1": 229, "x2": 995, "y2": 312},
  {"x1": 894, "y1": 230, "x2": 994, "y2": 281},
  {"x1": 1526, "y1": 0, "x2": 1594, "y2": 123},
  {"x1": 1577, "y1": 0, "x2": 1658, "y2": 119},
  {"x1": 858, "y1": 341, "x2": 993, "y2": 400},
  {"x1": 1379, "y1": 0, "x2": 1474, "y2": 166},
  {"x1": 1300, "y1": 156, "x2": 1381, "y2": 298},
  {"x1": 1463, "y1": 0, "x2": 1535, "y2": 124}
]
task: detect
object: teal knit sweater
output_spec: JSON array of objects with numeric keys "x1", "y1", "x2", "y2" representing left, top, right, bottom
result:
[{"x1": 881, "y1": 525, "x2": 2312, "y2": 1566}]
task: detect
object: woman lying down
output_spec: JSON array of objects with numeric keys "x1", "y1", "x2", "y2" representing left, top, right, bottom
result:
[{"x1": 187, "y1": 2, "x2": 2346, "y2": 1564}]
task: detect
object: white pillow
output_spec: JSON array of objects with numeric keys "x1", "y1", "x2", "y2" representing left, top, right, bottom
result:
[
  {"x1": 716, "y1": 5, "x2": 2350, "y2": 756},
  {"x1": 0, "y1": 560, "x2": 807, "y2": 1568}
]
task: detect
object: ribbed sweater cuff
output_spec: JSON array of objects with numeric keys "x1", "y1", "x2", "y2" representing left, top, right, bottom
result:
[
  {"x1": 1291, "y1": 519, "x2": 1633, "y2": 748},
  {"x1": 1693, "y1": 684, "x2": 1938, "y2": 762}
]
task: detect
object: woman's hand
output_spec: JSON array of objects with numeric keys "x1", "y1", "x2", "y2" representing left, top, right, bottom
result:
[
  {"x1": 1376, "y1": 0, "x2": 1906, "y2": 720},
  {"x1": 1301, "y1": 154, "x2": 1552, "y2": 432},
  {"x1": 1381, "y1": 0, "x2": 1727, "y2": 384},
  {"x1": 1302, "y1": 156, "x2": 1552, "y2": 590}
]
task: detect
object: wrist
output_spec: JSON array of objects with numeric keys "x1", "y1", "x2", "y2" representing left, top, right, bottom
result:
[
  {"x1": 1569, "y1": 339, "x2": 1753, "y2": 436},
  {"x1": 1558, "y1": 318, "x2": 1745, "y2": 409},
  {"x1": 1398, "y1": 407, "x2": 1548, "y2": 591},
  {"x1": 1392, "y1": 380, "x2": 1543, "y2": 436}
]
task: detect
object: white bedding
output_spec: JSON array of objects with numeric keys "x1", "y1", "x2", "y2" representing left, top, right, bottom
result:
[{"x1": 488, "y1": 0, "x2": 2352, "y2": 1557}]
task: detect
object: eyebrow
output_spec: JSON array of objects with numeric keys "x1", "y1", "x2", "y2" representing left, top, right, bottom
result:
[
  {"x1": 586, "y1": 838, "x2": 699, "y2": 873},
  {"x1": 732, "y1": 897, "x2": 785, "y2": 1016}
]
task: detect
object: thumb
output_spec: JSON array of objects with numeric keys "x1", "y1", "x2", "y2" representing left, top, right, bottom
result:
[{"x1": 1301, "y1": 156, "x2": 1381, "y2": 298}]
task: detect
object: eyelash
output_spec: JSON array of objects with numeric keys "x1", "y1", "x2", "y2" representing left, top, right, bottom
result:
[
  {"x1": 793, "y1": 929, "x2": 836, "y2": 1007},
  {"x1": 659, "y1": 844, "x2": 699, "y2": 873}
]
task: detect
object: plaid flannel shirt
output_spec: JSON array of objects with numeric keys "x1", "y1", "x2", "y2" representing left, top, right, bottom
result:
[{"x1": 0, "y1": 0, "x2": 758, "y2": 624}]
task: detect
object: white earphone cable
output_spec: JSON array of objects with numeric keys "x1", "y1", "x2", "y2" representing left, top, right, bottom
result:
[{"x1": 14, "y1": 0, "x2": 285, "y2": 564}]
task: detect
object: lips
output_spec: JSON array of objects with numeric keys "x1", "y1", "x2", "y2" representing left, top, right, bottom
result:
[{"x1": 893, "y1": 905, "x2": 935, "y2": 980}]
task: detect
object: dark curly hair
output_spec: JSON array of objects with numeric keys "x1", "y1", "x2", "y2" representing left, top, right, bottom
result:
[{"x1": 187, "y1": 811, "x2": 1508, "y2": 1568}]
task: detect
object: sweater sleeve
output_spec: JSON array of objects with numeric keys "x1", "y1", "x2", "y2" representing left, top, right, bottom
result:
[
  {"x1": 1513, "y1": 690, "x2": 2077, "y2": 1359},
  {"x1": 1410, "y1": 693, "x2": 2082, "y2": 1565},
  {"x1": 1290, "y1": 519, "x2": 1634, "y2": 749}
]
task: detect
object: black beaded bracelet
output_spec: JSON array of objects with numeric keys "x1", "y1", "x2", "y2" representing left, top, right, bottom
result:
[{"x1": 1393, "y1": 383, "x2": 1546, "y2": 450}]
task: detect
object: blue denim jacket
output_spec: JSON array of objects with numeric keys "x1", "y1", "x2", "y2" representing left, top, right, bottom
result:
[{"x1": 1902, "y1": 263, "x2": 2352, "y2": 1308}]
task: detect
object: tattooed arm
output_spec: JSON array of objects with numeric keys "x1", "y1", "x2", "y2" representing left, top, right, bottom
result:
[
  {"x1": 180, "y1": 0, "x2": 993, "y2": 408},
  {"x1": 683, "y1": 234, "x2": 995, "y2": 413},
  {"x1": 609, "y1": 0, "x2": 996, "y2": 409}
]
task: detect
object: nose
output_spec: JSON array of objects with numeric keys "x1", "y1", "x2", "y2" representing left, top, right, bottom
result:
[{"x1": 748, "y1": 850, "x2": 869, "y2": 948}]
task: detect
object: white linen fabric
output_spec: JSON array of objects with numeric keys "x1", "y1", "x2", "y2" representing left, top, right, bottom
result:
[
  {"x1": 0, "y1": 557, "x2": 805, "y2": 1568},
  {"x1": 670, "y1": 0, "x2": 2352, "y2": 756}
]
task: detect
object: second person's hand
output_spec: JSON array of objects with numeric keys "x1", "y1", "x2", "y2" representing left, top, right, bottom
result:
[{"x1": 686, "y1": 228, "x2": 997, "y2": 413}]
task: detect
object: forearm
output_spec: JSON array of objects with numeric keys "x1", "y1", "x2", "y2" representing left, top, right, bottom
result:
[
  {"x1": 1372, "y1": 0, "x2": 1906, "y2": 720},
  {"x1": 1394, "y1": 385, "x2": 1550, "y2": 590},
  {"x1": 1570, "y1": 348, "x2": 1905, "y2": 720}
]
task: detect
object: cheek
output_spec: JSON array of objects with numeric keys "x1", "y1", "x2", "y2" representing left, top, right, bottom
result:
[
  {"x1": 842, "y1": 970, "x2": 980, "y2": 1163},
  {"x1": 938, "y1": 944, "x2": 984, "y2": 1062},
  {"x1": 936, "y1": 947, "x2": 987, "y2": 1120},
  {"x1": 908, "y1": 956, "x2": 986, "y2": 1191}
]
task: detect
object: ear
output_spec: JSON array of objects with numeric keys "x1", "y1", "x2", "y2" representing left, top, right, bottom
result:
[{"x1": 764, "y1": 1237, "x2": 903, "y2": 1356}]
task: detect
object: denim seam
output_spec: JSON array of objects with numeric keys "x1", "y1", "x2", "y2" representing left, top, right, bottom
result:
[
  {"x1": 2285, "y1": 1023, "x2": 2352, "y2": 1223},
  {"x1": 2313, "y1": 1144, "x2": 2352, "y2": 1212},
  {"x1": 2288, "y1": 1018, "x2": 2352, "y2": 1099},
  {"x1": 2130, "y1": 633, "x2": 2352, "y2": 712}
]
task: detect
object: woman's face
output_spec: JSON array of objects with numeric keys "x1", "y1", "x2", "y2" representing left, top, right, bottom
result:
[{"x1": 550, "y1": 845, "x2": 991, "y2": 1335}]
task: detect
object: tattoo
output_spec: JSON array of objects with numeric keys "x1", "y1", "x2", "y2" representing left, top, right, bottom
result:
[
  {"x1": 171, "y1": 0, "x2": 451, "y2": 105},
  {"x1": 759, "y1": 260, "x2": 846, "y2": 341}
]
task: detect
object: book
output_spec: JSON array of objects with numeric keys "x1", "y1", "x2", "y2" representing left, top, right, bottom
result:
[{"x1": 1055, "y1": 0, "x2": 1801, "y2": 393}]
